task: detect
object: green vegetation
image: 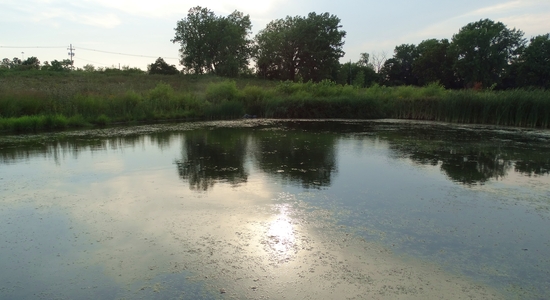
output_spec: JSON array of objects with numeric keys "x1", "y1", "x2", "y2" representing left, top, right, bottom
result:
[
  {"x1": 172, "y1": 7, "x2": 253, "y2": 76},
  {"x1": 147, "y1": 58, "x2": 179, "y2": 75},
  {"x1": 449, "y1": 19, "x2": 525, "y2": 89},
  {"x1": 3, "y1": 13, "x2": 549, "y2": 91},
  {"x1": 1, "y1": 73, "x2": 548, "y2": 133},
  {"x1": 255, "y1": 12, "x2": 346, "y2": 82}
]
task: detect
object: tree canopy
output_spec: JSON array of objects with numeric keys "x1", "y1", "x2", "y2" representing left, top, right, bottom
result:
[
  {"x1": 255, "y1": 12, "x2": 346, "y2": 82},
  {"x1": 40, "y1": 59, "x2": 73, "y2": 72},
  {"x1": 412, "y1": 39, "x2": 457, "y2": 88},
  {"x1": 172, "y1": 6, "x2": 253, "y2": 76},
  {"x1": 450, "y1": 19, "x2": 525, "y2": 88},
  {"x1": 380, "y1": 44, "x2": 419, "y2": 86},
  {"x1": 18, "y1": 57, "x2": 41, "y2": 70},
  {"x1": 148, "y1": 57, "x2": 179, "y2": 75},
  {"x1": 516, "y1": 34, "x2": 550, "y2": 89}
]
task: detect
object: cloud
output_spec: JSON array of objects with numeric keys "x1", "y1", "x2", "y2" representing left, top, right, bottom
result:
[
  {"x1": 78, "y1": 13, "x2": 121, "y2": 28},
  {"x1": 498, "y1": 12, "x2": 550, "y2": 36},
  {"x1": 86, "y1": 0, "x2": 286, "y2": 19},
  {"x1": 0, "y1": 0, "x2": 121, "y2": 28},
  {"x1": 386, "y1": 0, "x2": 549, "y2": 45},
  {"x1": 347, "y1": 0, "x2": 550, "y2": 61},
  {"x1": 463, "y1": 0, "x2": 526, "y2": 17}
]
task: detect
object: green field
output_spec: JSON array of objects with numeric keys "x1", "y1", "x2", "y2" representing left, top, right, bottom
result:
[{"x1": 1, "y1": 72, "x2": 549, "y2": 132}]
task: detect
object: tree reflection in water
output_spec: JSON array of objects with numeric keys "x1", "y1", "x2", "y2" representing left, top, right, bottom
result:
[
  {"x1": 175, "y1": 129, "x2": 248, "y2": 191},
  {"x1": 253, "y1": 130, "x2": 337, "y2": 188},
  {"x1": 174, "y1": 126, "x2": 338, "y2": 191},
  {"x1": 173, "y1": 121, "x2": 549, "y2": 190},
  {"x1": 380, "y1": 124, "x2": 550, "y2": 185},
  {"x1": 0, "y1": 120, "x2": 548, "y2": 189}
]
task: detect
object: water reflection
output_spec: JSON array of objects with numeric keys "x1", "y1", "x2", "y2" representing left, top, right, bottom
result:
[
  {"x1": 254, "y1": 130, "x2": 337, "y2": 188},
  {"x1": 514, "y1": 159, "x2": 550, "y2": 176},
  {"x1": 264, "y1": 203, "x2": 296, "y2": 262},
  {"x1": 402, "y1": 147, "x2": 514, "y2": 185},
  {"x1": 175, "y1": 129, "x2": 249, "y2": 191},
  {"x1": 377, "y1": 124, "x2": 550, "y2": 185},
  {"x1": 0, "y1": 134, "x2": 150, "y2": 165},
  {"x1": 1, "y1": 120, "x2": 549, "y2": 299},
  {"x1": 1, "y1": 121, "x2": 549, "y2": 188}
]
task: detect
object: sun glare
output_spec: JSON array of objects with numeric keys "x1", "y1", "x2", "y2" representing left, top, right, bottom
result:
[{"x1": 265, "y1": 204, "x2": 296, "y2": 260}]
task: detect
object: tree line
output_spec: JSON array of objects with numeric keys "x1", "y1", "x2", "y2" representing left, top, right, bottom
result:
[
  {"x1": 377, "y1": 19, "x2": 549, "y2": 90},
  {"x1": 1, "y1": 7, "x2": 548, "y2": 90},
  {"x1": 0, "y1": 56, "x2": 147, "y2": 74},
  {"x1": 171, "y1": 8, "x2": 548, "y2": 89},
  {"x1": 1, "y1": 57, "x2": 74, "y2": 72}
]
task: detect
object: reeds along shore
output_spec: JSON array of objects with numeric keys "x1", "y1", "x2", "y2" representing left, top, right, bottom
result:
[{"x1": 0, "y1": 73, "x2": 549, "y2": 132}]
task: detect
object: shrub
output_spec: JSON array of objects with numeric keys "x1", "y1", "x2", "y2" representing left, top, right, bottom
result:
[
  {"x1": 94, "y1": 114, "x2": 111, "y2": 126},
  {"x1": 67, "y1": 114, "x2": 88, "y2": 127},
  {"x1": 148, "y1": 82, "x2": 174, "y2": 101},
  {"x1": 420, "y1": 82, "x2": 447, "y2": 98},
  {"x1": 309, "y1": 79, "x2": 342, "y2": 97},
  {"x1": 111, "y1": 91, "x2": 141, "y2": 115},
  {"x1": 276, "y1": 80, "x2": 302, "y2": 95},
  {"x1": 205, "y1": 80, "x2": 239, "y2": 104},
  {"x1": 42, "y1": 114, "x2": 68, "y2": 130},
  {"x1": 240, "y1": 85, "x2": 270, "y2": 116}
]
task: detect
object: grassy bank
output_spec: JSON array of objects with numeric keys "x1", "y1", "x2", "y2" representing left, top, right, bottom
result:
[{"x1": 1, "y1": 72, "x2": 549, "y2": 132}]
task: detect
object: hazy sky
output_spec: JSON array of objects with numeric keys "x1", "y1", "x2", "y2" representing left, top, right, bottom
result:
[{"x1": 1, "y1": 0, "x2": 549, "y2": 70}]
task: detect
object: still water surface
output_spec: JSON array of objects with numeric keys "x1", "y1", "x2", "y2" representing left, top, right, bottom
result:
[{"x1": 1, "y1": 119, "x2": 549, "y2": 299}]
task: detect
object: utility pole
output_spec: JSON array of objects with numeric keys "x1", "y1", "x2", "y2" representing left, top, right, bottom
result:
[{"x1": 67, "y1": 44, "x2": 75, "y2": 69}]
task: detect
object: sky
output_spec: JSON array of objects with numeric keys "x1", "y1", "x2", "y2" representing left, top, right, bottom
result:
[{"x1": 1, "y1": 0, "x2": 549, "y2": 71}]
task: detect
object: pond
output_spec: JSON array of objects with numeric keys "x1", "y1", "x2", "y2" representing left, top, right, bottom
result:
[{"x1": 1, "y1": 119, "x2": 549, "y2": 299}]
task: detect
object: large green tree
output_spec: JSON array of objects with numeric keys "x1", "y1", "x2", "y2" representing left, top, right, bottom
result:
[
  {"x1": 254, "y1": 16, "x2": 298, "y2": 80},
  {"x1": 450, "y1": 19, "x2": 525, "y2": 88},
  {"x1": 172, "y1": 7, "x2": 253, "y2": 76},
  {"x1": 380, "y1": 44, "x2": 418, "y2": 86},
  {"x1": 516, "y1": 34, "x2": 550, "y2": 89},
  {"x1": 412, "y1": 39, "x2": 458, "y2": 88},
  {"x1": 255, "y1": 12, "x2": 346, "y2": 82}
]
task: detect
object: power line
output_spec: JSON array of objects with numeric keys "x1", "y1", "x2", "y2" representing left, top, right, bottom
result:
[
  {"x1": 1, "y1": 45, "x2": 178, "y2": 60},
  {"x1": 1, "y1": 44, "x2": 180, "y2": 68},
  {"x1": 0, "y1": 46, "x2": 65, "y2": 49},
  {"x1": 77, "y1": 46, "x2": 178, "y2": 60}
]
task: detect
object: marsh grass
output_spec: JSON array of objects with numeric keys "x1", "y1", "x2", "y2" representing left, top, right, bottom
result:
[
  {"x1": 0, "y1": 72, "x2": 548, "y2": 132},
  {"x1": 0, "y1": 114, "x2": 85, "y2": 132}
]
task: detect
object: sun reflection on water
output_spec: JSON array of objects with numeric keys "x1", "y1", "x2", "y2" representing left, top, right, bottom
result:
[{"x1": 265, "y1": 204, "x2": 296, "y2": 261}]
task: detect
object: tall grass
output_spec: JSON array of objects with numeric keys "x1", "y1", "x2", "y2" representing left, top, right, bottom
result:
[
  {"x1": 0, "y1": 72, "x2": 549, "y2": 133},
  {"x1": 0, "y1": 114, "x2": 89, "y2": 132}
]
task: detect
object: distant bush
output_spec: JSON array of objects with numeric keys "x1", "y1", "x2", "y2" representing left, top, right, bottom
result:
[
  {"x1": 147, "y1": 58, "x2": 179, "y2": 75},
  {"x1": 205, "y1": 80, "x2": 239, "y2": 103},
  {"x1": 240, "y1": 85, "x2": 272, "y2": 116},
  {"x1": 94, "y1": 114, "x2": 111, "y2": 126},
  {"x1": 67, "y1": 114, "x2": 88, "y2": 127}
]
